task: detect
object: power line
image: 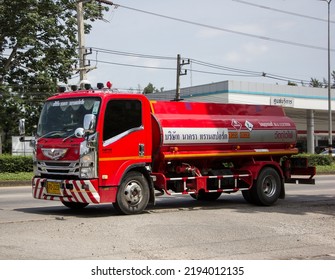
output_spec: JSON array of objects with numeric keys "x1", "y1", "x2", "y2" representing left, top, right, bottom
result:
[
  {"x1": 88, "y1": 53, "x2": 314, "y2": 85},
  {"x1": 233, "y1": 0, "x2": 335, "y2": 24},
  {"x1": 89, "y1": 48, "x2": 263, "y2": 77},
  {"x1": 187, "y1": 68, "x2": 261, "y2": 78},
  {"x1": 191, "y1": 59, "x2": 263, "y2": 76},
  {"x1": 113, "y1": 2, "x2": 335, "y2": 52},
  {"x1": 90, "y1": 47, "x2": 175, "y2": 60},
  {"x1": 2, "y1": 42, "x2": 325, "y2": 86},
  {"x1": 189, "y1": 59, "x2": 312, "y2": 84},
  {"x1": 89, "y1": 53, "x2": 265, "y2": 77},
  {"x1": 85, "y1": 45, "x2": 327, "y2": 84},
  {"x1": 91, "y1": 58, "x2": 176, "y2": 71}
]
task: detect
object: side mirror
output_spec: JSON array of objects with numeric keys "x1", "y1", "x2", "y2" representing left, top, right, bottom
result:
[
  {"x1": 19, "y1": 119, "x2": 25, "y2": 135},
  {"x1": 83, "y1": 114, "x2": 96, "y2": 133}
]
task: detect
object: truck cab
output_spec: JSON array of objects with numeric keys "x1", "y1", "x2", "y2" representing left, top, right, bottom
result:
[{"x1": 32, "y1": 90, "x2": 154, "y2": 214}]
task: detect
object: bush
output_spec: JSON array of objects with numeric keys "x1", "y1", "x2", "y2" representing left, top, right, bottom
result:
[
  {"x1": 0, "y1": 155, "x2": 33, "y2": 173},
  {"x1": 293, "y1": 153, "x2": 334, "y2": 166}
]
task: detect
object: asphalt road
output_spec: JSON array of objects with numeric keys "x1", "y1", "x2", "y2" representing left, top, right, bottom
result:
[{"x1": 0, "y1": 175, "x2": 334, "y2": 260}]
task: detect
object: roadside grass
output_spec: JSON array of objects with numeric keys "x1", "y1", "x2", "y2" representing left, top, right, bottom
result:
[
  {"x1": 316, "y1": 163, "x2": 335, "y2": 174},
  {"x1": 0, "y1": 163, "x2": 334, "y2": 181},
  {"x1": 0, "y1": 172, "x2": 33, "y2": 181}
]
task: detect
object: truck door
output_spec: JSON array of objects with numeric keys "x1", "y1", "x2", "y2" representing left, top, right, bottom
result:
[{"x1": 99, "y1": 98, "x2": 152, "y2": 187}]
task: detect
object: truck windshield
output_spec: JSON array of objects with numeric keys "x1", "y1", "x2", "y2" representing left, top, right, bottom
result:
[{"x1": 37, "y1": 97, "x2": 101, "y2": 138}]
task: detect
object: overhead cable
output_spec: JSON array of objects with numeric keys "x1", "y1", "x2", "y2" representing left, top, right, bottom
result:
[
  {"x1": 90, "y1": 47, "x2": 175, "y2": 60},
  {"x1": 113, "y1": 2, "x2": 335, "y2": 52},
  {"x1": 233, "y1": 0, "x2": 335, "y2": 24},
  {"x1": 85, "y1": 47, "x2": 322, "y2": 84}
]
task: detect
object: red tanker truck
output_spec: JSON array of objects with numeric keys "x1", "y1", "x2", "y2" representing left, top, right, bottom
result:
[{"x1": 25, "y1": 85, "x2": 315, "y2": 214}]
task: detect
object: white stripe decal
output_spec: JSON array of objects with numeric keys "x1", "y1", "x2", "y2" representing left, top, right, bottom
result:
[{"x1": 32, "y1": 178, "x2": 100, "y2": 204}]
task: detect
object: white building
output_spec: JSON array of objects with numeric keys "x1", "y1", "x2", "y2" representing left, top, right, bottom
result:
[
  {"x1": 152, "y1": 80, "x2": 335, "y2": 153},
  {"x1": 11, "y1": 136, "x2": 34, "y2": 156}
]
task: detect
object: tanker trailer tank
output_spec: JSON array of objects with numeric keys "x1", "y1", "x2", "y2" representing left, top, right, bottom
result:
[{"x1": 149, "y1": 100, "x2": 312, "y2": 205}]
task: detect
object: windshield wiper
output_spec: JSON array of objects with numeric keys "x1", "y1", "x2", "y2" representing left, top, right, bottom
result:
[
  {"x1": 63, "y1": 132, "x2": 75, "y2": 142},
  {"x1": 37, "y1": 130, "x2": 66, "y2": 139}
]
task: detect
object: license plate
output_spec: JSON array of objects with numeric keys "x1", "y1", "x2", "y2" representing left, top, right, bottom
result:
[{"x1": 46, "y1": 181, "x2": 62, "y2": 195}]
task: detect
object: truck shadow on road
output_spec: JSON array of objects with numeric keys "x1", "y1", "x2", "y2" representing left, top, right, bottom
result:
[
  {"x1": 150, "y1": 193, "x2": 335, "y2": 216},
  {"x1": 15, "y1": 193, "x2": 335, "y2": 218}
]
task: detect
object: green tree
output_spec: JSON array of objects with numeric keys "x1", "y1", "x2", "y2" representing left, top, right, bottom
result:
[
  {"x1": 310, "y1": 71, "x2": 335, "y2": 88},
  {"x1": 0, "y1": 87, "x2": 22, "y2": 153},
  {"x1": 309, "y1": 78, "x2": 323, "y2": 88},
  {"x1": 0, "y1": 0, "x2": 108, "y2": 153},
  {"x1": 287, "y1": 81, "x2": 297, "y2": 86},
  {"x1": 143, "y1": 82, "x2": 156, "y2": 94},
  {"x1": 330, "y1": 70, "x2": 335, "y2": 88}
]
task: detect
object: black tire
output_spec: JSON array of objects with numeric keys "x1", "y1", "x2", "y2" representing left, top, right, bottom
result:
[
  {"x1": 241, "y1": 190, "x2": 254, "y2": 203},
  {"x1": 61, "y1": 201, "x2": 89, "y2": 209},
  {"x1": 113, "y1": 171, "x2": 150, "y2": 215},
  {"x1": 190, "y1": 191, "x2": 222, "y2": 201},
  {"x1": 251, "y1": 167, "x2": 282, "y2": 206}
]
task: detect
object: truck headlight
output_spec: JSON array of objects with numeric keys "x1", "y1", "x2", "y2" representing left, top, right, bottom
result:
[{"x1": 79, "y1": 151, "x2": 97, "y2": 178}]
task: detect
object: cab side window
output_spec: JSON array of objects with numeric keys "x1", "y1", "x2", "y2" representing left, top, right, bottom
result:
[{"x1": 103, "y1": 100, "x2": 142, "y2": 141}]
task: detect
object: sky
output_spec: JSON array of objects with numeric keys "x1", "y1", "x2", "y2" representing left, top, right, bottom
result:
[{"x1": 69, "y1": 0, "x2": 335, "y2": 92}]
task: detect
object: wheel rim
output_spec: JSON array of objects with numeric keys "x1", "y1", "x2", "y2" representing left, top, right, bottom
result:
[
  {"x1": 261, "y1": 176, "x2": 277, "y2": 197},
  {"x1": 123, "y1": 181, "x2": 143, "y2": 206}
]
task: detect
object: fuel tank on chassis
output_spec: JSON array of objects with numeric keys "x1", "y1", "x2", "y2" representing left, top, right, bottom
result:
[{"x1": 150, "y1": 101, "x2": 297, "y2": 158}]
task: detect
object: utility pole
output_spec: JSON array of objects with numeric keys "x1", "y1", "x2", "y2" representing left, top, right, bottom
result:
[
  {"x1": 319, "y1": 0, "x2": 333, "y2": 155},
  {"x1": 175, "y1": 54, "x2": 190, "y2": 101},
  {"x1": 76, "y1": 1, "x2": 107, "y2": 85},
  {"x1": 326, "y1": 0, "x2": 333, "y2": 155},
  {"x1": 76, "y1": 1, "x2": 87, "y2": 82}
]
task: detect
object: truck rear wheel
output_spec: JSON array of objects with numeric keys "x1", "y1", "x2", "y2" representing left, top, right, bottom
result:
[
  {"x1": 251, "y1": 167, "x2": 281, "y2": 206},
  {"x1": 113, "y1": 171, "x2": 150, "y2": 215}
]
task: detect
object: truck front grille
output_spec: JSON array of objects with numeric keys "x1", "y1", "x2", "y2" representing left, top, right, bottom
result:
[{"x1": 37, "y1": 160, "x2": 80, "y2": 177}]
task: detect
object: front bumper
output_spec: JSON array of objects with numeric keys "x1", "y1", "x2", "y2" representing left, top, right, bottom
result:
[{"x1": 32, "y1": 177, "x2": 100, "y2": 204}]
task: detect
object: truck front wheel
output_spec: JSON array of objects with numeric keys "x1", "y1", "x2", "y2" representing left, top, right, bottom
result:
[
  {"x1": 251, "y1": 167, "x2": 281, "y2": 206},
  {"x1": 113, "y1": 171, "x2": 150, "y2": 215}
]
